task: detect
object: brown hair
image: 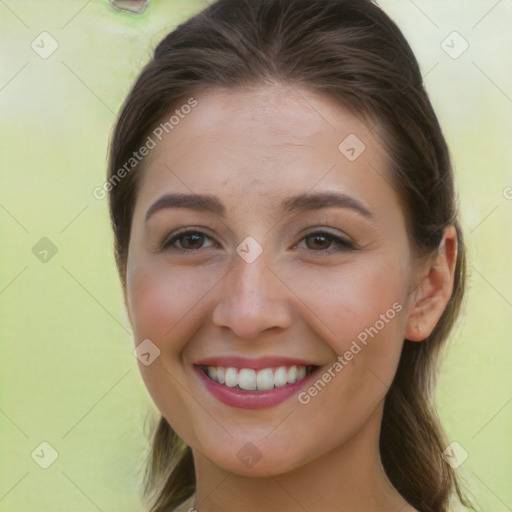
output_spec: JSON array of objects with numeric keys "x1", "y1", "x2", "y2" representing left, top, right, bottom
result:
[{"x1": 107, "y1": 1, "x2": 477, "y2": 511}]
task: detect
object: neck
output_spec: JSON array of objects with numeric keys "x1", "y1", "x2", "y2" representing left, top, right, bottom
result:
[{"x1": 191, "y1": 400, "x2": 415, "y2": 512}]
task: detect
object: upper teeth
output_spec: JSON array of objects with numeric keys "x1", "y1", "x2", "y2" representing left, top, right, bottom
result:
[{"x1": 205, "y1": 365, "x2": 311, "y2": 391}]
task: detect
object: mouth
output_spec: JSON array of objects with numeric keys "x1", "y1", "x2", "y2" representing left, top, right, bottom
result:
[
  {"x1": 199, "y1": 364, "x2": 319, "y2": 391},
  {"x1": 194, "y1": 357, "x2": 322, "y2": 409}
]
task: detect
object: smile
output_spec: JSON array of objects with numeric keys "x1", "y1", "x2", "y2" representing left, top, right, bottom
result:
[
  {"x1": 201, "y1": 364, "x2": 317, "y2": 391},
  {"x1": 194, "y1": 358, "x2": 322, "y2": 409}
]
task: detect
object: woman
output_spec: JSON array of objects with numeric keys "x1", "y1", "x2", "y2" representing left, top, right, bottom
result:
[{"x1": 107, "y1": 0, "x2": 476, "y2": 510}]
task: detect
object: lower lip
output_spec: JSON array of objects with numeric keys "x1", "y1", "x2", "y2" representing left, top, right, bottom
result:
[{"x1": 195, "y1": 366, "x2": 320, "y2": 409}]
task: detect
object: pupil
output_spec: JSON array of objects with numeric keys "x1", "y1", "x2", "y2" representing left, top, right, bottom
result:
[
  {"x1": 309, "y1": 235, "x2": 329, "y2": 250},
  {"x1": 184, "y1": 234, "x2": 203, "y2": 249}
]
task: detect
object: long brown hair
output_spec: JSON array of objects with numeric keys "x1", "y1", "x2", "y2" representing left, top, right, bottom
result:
[{"x1": 107, "y1": 1, "x2": 477, "y2": 510}]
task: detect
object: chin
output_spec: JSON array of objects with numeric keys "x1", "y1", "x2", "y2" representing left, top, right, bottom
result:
[{"x1": 196, "y1": 436, "x2": 316, "y2": 478}]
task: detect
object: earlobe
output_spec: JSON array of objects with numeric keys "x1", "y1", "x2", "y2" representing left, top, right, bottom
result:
[{"x1": 404, "y1": 226, "x2": 458, "y2": 342}]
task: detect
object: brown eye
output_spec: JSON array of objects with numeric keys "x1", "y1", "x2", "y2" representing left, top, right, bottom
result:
[
  {"x1": 178, "y1": 233, "x2": 206, "y2": 250},
  {"x1": 305, "y1": 233, "x2": 332, "y2": 251},
  {"x1": 298, "y1": 231, "x2": 355, "y2": 254},
  {"x1": 162, "y1": 230, "x2": 216, "y2": 251}
]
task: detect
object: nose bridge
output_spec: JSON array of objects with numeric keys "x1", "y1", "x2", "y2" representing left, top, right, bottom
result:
[
  {"x1": 225, "y1": 248, "x2": 276, "y2": 311},
  {"x1": 212, "y1": 246, "x2": 291, "y2": 338}
]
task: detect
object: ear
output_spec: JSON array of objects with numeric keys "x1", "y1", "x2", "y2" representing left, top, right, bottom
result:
[
  {"x1": 122, "y1": 282, "x2": 134, "y2": 330},
  {"x1": 404, "y1": 225, "x2": 458, "y2": 342}
]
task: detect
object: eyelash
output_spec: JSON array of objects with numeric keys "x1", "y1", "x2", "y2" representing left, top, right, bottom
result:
[{"x1": 160, "y1": 229, "x2": 357, "y2": 255}]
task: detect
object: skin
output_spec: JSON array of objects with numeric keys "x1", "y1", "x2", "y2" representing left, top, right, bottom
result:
[{"x1": 124, "y1": 84, "x2": 457, "y2": 512}]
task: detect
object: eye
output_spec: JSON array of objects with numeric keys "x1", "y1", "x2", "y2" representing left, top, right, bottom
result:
[
  {"x1": 160, "y1": 228, "x2": 356, "y2": 254},
  {"x1": 161, "y1": 230, "x2": 217, "y2": 252},
  {"x1": 295, "y1": 230, "x2": 356, "y2": 254}
]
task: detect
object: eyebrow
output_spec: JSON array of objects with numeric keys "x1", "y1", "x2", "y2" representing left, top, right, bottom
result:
[{"x1": 145, "y1": 191, "x2": 373, "y2": 222}]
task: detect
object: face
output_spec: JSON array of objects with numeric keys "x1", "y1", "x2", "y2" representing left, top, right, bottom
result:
[{"x1": 125, "y1": 85, "x2": 420, "y2": 476}]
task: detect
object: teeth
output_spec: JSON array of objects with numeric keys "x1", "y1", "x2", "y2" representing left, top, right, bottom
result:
[
  {"x1": 274, "y1": 366, "x2": 288, "y2": 387},
  {"x1": 225, "y1": 367, "x2": 238, "y2": 388},
  {"x1": 203, "y1": 364, "x2": 314, "y2": 391},
  {"x1": 287, "y1": 365, "x2": 297, "y2": 383},
  {"x1": 239, "y1": 369, "x2": 257, "y2": 390},
  {"x1": 256, "y1": 368, "x2": 274, "y2": 390}
]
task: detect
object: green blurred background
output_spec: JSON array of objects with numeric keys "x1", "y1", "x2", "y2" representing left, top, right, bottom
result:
[{"x1": 0, "y1": 0, "x2": 510, "y2": 510}]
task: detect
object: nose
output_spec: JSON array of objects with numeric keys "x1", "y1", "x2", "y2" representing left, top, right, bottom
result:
[{"x1": 212, "y1": 251, "x2": 293, "y2": 339}]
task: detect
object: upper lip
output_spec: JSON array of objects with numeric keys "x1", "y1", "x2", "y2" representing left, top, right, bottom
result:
[{"x1": 195, "y1": 356, "x2": 320, "y2": 371}]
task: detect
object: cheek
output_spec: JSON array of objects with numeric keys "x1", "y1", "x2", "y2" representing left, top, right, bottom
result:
[
  {"x1": 298, "y1": 259, "x2": 407, "y2": 394},
  {"x1": 279, "y1": 265, "x2": 407, "y2": 459},
  {"x1": 126, "y1": 262, "x2": 214, "y2": 443},
  {"x1": 127, "y1": 261, "x2": 209, "y2": 345},
  {"x1": 304, "y1": 259, "x2": 406, "y2": 340},
  {"x1": 127, "y1": 267, "x2": 173, "y2": 342}
]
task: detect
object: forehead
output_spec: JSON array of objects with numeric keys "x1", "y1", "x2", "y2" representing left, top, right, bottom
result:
[{"x1": 136, "y1": 84, "x2": 395, "y2": 215}]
